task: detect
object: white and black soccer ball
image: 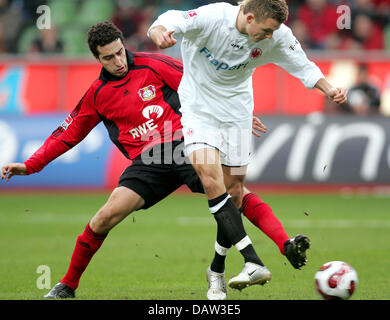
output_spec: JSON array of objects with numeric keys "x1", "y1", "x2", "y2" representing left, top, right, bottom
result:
[{"x1": 314, "y1": 261, "x2": 358, "y2": 300}]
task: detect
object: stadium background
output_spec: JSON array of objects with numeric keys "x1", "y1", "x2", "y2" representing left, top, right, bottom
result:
[
  {"x1": 1, "y1": 0, "x2": 390, "y2": 301},
  {"x1": 1, "y1": 0, "x2": 390, "y2": 190}
]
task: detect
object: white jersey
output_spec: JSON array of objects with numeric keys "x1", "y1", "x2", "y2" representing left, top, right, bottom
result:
[{"x1": 148, "y1": 2, "x2": 324, "y2": 122}]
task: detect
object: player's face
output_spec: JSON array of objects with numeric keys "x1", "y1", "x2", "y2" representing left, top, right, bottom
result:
[
  {"x1": 97, "y1": 38, "x2": 128, "y2": 77},
  {"x1": 245, "y1": 16, "x2": 281, "y2": 42}
]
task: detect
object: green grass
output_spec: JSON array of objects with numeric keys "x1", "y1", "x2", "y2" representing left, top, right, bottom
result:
[{"x1": 0, "y1": 191, "x2": 389, "y2": 300}]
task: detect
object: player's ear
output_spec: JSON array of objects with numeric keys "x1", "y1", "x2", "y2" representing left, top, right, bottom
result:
[{"x1": 246, "y1": 13, "x2": 255, "y2": 24}]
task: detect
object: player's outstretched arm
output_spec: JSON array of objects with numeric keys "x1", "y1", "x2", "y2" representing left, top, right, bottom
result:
[
  {"x1": 149, "y1": 25, "x2": 177, "y2": 49},
  {"x1": 1, "y1": 163, "x2": 28, "y2": 182},
  {"x1": 315, "y1": 78, "x2": 348, "y2": 105}
]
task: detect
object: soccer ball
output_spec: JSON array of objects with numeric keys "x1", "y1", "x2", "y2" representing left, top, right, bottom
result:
[{"x1": 314, "y1": 261, "x2": 358, "y2": 300}]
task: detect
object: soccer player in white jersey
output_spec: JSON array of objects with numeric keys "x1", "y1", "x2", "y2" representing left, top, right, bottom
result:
[{"x1": 148, "y1": 0, "x2": 347, "y2": 299}]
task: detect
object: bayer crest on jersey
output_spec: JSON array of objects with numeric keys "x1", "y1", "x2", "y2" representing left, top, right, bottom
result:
[{"x1": 138, "y1": 85, "x2": 156, "y2": 101}]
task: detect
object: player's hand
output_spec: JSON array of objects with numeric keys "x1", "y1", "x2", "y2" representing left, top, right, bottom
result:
[
  {"x1": 328, "y1": 87, "x2": 348, "y2": 104},
  {"x1": 252, "y1": 116, "x2": 267, "y2": 137},
  {"x1": 150, "y1": 26, "x2": 177, "y2": 49},
  {"x1": 1, "y1": 163, "x2": 28, "y2": 182}
]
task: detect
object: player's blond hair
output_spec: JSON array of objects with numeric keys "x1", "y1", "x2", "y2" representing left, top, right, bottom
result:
[{"x1": 238, "y1": 0, "x2": 289, "y2": 23}]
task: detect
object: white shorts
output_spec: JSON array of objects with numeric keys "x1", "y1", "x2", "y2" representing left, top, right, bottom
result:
[{"x1": 181, "y1": 113, "x2": 252, "y2": 167}]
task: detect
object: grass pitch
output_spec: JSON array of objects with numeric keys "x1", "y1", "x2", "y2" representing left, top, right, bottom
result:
[{"x1": 0, "y1": 191, "x2": 389, "y2": 300}]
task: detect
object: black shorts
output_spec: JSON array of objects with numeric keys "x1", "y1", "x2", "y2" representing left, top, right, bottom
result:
[{"x1": 118, "y1": 139, "x2": 204, "y2": 209}]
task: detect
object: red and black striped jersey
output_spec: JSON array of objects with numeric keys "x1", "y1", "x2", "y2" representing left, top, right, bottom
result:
[{"x1": 25, "y1": 51, "x2": 184, "y2": 174}]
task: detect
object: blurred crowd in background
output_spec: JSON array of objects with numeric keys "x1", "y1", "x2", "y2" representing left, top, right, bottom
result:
[
  {"x1": 0, "y1": 0, "x2": 389, "y2": 56},
  {"x1": 0, "y1": 0, "x2": 389, "y2": 116}
]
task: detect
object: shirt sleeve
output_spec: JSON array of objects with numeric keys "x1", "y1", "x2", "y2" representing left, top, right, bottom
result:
[
  {"x1": 271, "y1": 25, "x2": 324, "y2": 89},
  {"x1": 147, "y1": 4, "x2": 219, "y2": 41},
  {"x1": 24, "y1": 86, "x2": 101, "y2": 174}
]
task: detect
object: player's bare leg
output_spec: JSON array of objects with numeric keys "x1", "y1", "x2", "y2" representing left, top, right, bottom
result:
[
  {"x1": 90, "y1": 186, "x2": 145, "y2": 234},
  {"x1": 223, "y1": 165, "x2": 247, "y2": 208},
  {"x1": 189, "y1": 147, "x2": 226, "y2": 198},
  {"x1": 44, "y1": 187, "x2": 145, "y2": 299},
  {"x1": 189, "y1": 147, "x2": 268, "y2": 297},
  {"x1": 205, "y1": 165, "x2": 244, "y2": 298}
]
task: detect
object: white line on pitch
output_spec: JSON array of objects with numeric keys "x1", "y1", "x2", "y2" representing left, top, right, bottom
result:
[{"x1": 177, "y1": 217, "x2": 390, "y2": 228}]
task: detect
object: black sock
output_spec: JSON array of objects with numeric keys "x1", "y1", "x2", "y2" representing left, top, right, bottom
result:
[
  {"x1": 209, "y1": 193, "x2": 263, "y2": 267},
  {"x1": 210, "y1": 219, "x2": 231, "y2": 273},
  {"x1": 210, "y1": 252, "x2": 226, "y2": 273},
  {"x1": 209, "y1": 193, "x2": 246, "y2": 244},
  {"x1": 241, "y1": 245, "x2": 264, "y2": 266}
]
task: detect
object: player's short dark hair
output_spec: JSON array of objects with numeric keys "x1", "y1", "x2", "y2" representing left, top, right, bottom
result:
[
  {"x1": 87, "y1": 21, "x2": 125, "y2": 58},
  {"x1": 239, "y1": 0, "x2": 289, "y2": 23}
]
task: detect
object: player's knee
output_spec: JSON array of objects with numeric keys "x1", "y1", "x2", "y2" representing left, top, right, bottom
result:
[
  {"x1": 200, "y1": 174, "x2": 222, "y2": 193},
  {"x1": 92, "y1": 205, "x2": 121, "y2": 233}
]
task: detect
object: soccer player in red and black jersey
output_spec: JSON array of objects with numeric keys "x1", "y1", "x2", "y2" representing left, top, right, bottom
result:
[{"x1": 1, "y1": 21, "x2": 309, "y2": 300}]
